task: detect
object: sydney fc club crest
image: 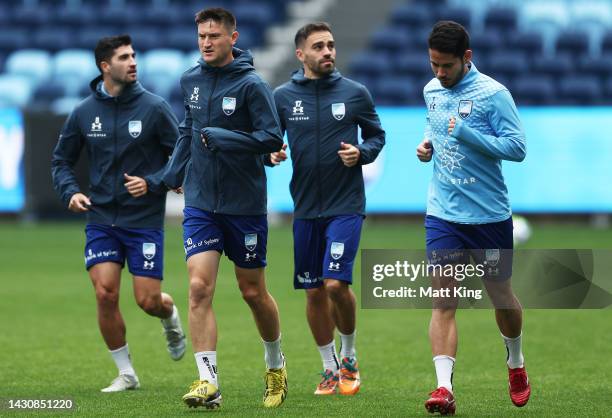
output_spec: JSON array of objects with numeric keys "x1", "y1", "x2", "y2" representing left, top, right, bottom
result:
[
  {"x1": 245, "y1": 234, "x2": 257, "y2": 251},
  {"x1": 142, "y1": 243, "x2": 156, "y2": 260},
  {"x1": 128, "y1": 120, "x2": 142, "y2": 138},
  {"x1": 222, "y1": 97, "x2": 236, "y2": 116},
  {"x1": 458, "y1": 100, "x2": 473, "y2": 119},
  {"x1": 330, "y1": 242, "x2": 345, "y2": 260},
  {"x1": 331, "y1": 103, "x2": 345, "y2": 120}
]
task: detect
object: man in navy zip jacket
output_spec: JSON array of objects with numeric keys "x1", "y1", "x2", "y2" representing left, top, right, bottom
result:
[
  {"x1": 269, "y1": 22, "x2": 385, "y2": 396},
  {"x1": 51, "y1": 35, "x2": 186, "y2": 393},
  {"x1": 161, "y1": 8, "x2": 287, "y2": 409}
]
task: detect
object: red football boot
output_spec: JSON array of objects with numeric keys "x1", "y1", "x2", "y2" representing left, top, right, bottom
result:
[
  {"x1": 508, "y1": 366, "x2": 531, "y2": 407},
  {"x1": 425, "y1": 386, "x2": 456, "y2": 415}
]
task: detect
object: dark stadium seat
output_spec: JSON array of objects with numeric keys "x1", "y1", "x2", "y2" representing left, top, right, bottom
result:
[
  {"x1": 369, "y1": 28, "x2": 412, "y2": 54},
  {"x1": 507, "y1": 32, "x2": 544, "y2": 58},
  {"x1": 558, "y1": 76, "x2": 601, "y2": 104},
  {"x1": 234, "y1": 2, "x2": 280, "y2": 26},
  {"x1": 234, "y1": 25, "x2": 263, "y2": 51},
  {"x1": 486, "y1": 51, "x2": 530, "y2": 79},
  {"x1": 604, "y1": 78, "x2": 612, "y2": 103},
  {"x1": 394, "y1": 52, "x2": 431, "y2": 79},
  {"x1": 484, "y1": 7, "x2": 518, "y2": 32},
  {"x1": 143, "y1": 6, "x2": 183, "y2": 27},
  {"x1": 349, "y1": 52, "x2": 391, "y2": 78},
  {"x1": 531, "y1": 55, "x2": 573, "y2": 78},
  {"x1": 54, "y1": 5, "x2": 97, "y2": 26},
  {"x1": 129, "y1": 27, "x2": 163, "y2": 51},
  {"x1": 434, "y1": 6, "x2": 472, "y2": 30},
  {"x1": 390, "y1": 3, "x2": 433, "y2": 31},
  {"x1": 579, "y1": 56, "x2": 612, "y2": 81},
  {"x1": 76, "y1": 27, "x2": 122, "y2": 50},
  {"x1": 601, "y1": 30, "x2": 612, "y2": 56},
  {"x1": 0, "y1": 28, "x2": 30, "y2": 54},
  {"x1": 32, "y1": 82, "x2": 67, "y2": 106},
  {"x1": 512, "y1": 76, "x2": 556, "y2": 105},
  {"x1": 470, "y1": 30, "x2": 505, "y2": 57},
  {"x1": 11, "y1": 4, "x2": 50, "y2": 26},
  {"x1": 165, "y1": 27, "x2": 197, "y2": 51},
  {"x1": 374, "y1": 77, "x2": 419, "y2": 106},
  {"x1": 32, "y1": 27, "x2": 75, "y2": 52},
  {"x1": 555, "y1": 31, "x2": 591, "y2": 58}
]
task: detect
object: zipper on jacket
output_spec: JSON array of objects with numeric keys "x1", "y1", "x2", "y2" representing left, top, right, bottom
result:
[
  {"x1": 315, "y1": 81, "x2": 322, "y2": 217},
  {"x1": 207, "y1": 72, "x2": 220, "y2": 212},
  {"x1": 112, "y1": 100, "x2": 119, "y2": 225}
]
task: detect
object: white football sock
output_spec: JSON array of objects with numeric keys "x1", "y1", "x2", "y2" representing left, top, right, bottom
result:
[
  {"x1": 502, "y1": 333, "x2": 524, "y2": 369},
  {"x1": 318, "y1": 340, "x2": 340, "y2": 373},
  {"x1": 161, "y1": 304, "x2": 178, "y2": 328},
  {"x1": 338, "y1": 329, "x2": 356, "y2": 358},
  {"x1": 195, "y1": 351, "x2": 218, "y2": 386},
  {"x1": 433, "y1": 355, "x2": 455, "y2": 392},
  {"x1": 109, "y1": 343, "x2": 136, "y2": 376},
  {"x1": 263, "y1": 334, "x2": 284, "y2": 369}
]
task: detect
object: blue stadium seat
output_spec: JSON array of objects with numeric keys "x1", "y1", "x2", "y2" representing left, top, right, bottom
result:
[
  {"x1": 604, "y1": 78, "x2": 612, "y2": 103},
  {"x1": 140, "y1": 49, "x2": 185, "y2": 98},
  {"x1": 558, "y1": 76, "x2": 601, "y2": 104},
  {"x1": 53, "y1": 49, "x2": 98, "y2": 96},
  {"x1": 5, "y1": 49, "x2": 52, "y2": 86},
  {"x1": 579, "y1": 56, "x2": 612, "y2": 81},
  {"x1": 0, "y1": 28, "x2": 30, "y2": 54},
  {"x1": 435, "y1": 6, "x2": 472, "y2": 30},
  {"x1": 390, "y1": 3, "x2": 433, "y2": 31},
  {"x1": 555, "y1": 31, "x2": 591, "y2": 59},
  {"x1": 394, "y1": 52, "x2": 430, "y2": 79},
  {"x1": 129, "y1": 27, "x2": 163, "y2": 51},
  {"x1": 486, "y1": 51, "x2": 529, "y2": 80},
  {"x1": 601, "y1": 30, "x2": 612, "y2": 56},
  {"x1": 234, "y1": 2, "x2": 278, "y2": 26},
  {"x1": 531, "y1": 55, "x2": 573, "y2": 78},
  {"x1": 165, "y1": 27, "x2": 197, "y2": 51},
  {"x1": 76, "y1": 27, "x2": 122, "y2": 50},
  {"x1": 349, "y1": 52, "x2": 391, "y2": 78},
  {"x1": 31, "y1": 82, "x2": 67, "y2": 106},
  {"x1": 11, "y1": 4, "x2": 50, "y2": 26},
  {"x1": 143, "y1": 5, "x2": 183, "y2": 27},
  {"x1": 369, "y1": 28, "x2": 411, "y2": 54},
  {"x1": 374, "y1": 77, "x2": 419, "y2": 106},
  {"x1": 54, "y1": 5, "x2": 97, "y2": 26},
  {"x1": 0, "y1": 74, "x2": 35, "y2": 107},
  {"x1": 235, "y1": 26, "x2": 263, "y2": 51},
  {"x1": 484, "y1": 7, "x2": 518, "y2": 32},
  {"x1": 512, "y1": 76, "x2": 555, "y2": 105},
  {"x1": 32, "y1": 27, "x2": 75, "y2": 52},
  {"x1": 507, "y1": 31, "x2": 543, "y2": 58},
  {"x1": 470, "y1": 30, "x2": 505, "y2": 56}
]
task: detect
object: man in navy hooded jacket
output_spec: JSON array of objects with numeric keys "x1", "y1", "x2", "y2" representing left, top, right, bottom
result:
[
  {"x1": 269, "y1": 23, "x2": 385, "y2": 396},
  {"x1": 51, "y1": 35, "x2": 185, "y2": 393},
  {"x1": 161, "y1": 8, "x2": 287, "y2": 410}
]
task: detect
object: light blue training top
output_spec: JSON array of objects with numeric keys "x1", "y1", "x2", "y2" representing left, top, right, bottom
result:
[{"x1": 423, "y1": 63, "x2": 526, "y2": 224}]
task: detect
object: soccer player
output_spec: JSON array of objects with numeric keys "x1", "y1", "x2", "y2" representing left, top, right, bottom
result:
[
  {"x1": 161, "y1": 8, "x2": 287, "y2": 409},
  {"x1": 416, "y1": 21, "x2": 530, "y2": 415},
  {"x1": 269, "y1": 22, "x2": 385, "y2": 395},
  {"x1": 51, "y1": 35, "x2": 185, "y2": 392}
]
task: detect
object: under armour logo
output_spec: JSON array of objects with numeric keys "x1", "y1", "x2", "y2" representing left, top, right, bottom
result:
[
  {"x1": 293, "y1": 100, "x2": 304, "y2": 115},
  {"x1": 190, "y1": 87, "x2": 199, "y2": 102},
  {"x1": 245, "y1": 253, "x2": 257, "y2": 261},
  {"x1": 144, "y1": 261, "x2": 155, "y2": 270},
  {"x1": 91, "y1": 116, "x2": 102, "y2": 131},
  {"x1": 329, "y1": 262, "x2": 340, "y2": 271}
]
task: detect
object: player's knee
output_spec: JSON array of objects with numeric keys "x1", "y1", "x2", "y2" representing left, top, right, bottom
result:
[
  {"x1": 305, "y1": 287, "x2": 327, "y2": 306},
  {"x1": 189, "y1": 276, "x2": 214, "y2": 307},
  {"x1": 324, "y1": 279, "x2": 348, "y2": 301},
  {"x1": 95, "y1": 286, "x2": 119, "y2": 308},
  {"x1": 432, "y1": 308, "x2": 456, "y2": 320},
  {"x1": 136, "y1": 294, "x2": 161, "y2": 315},
  {"x1": 240, "y1": 283, "x2": 264, "y2": 306}
]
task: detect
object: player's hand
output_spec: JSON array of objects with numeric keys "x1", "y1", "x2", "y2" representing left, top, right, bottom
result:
[
  {"x1": 68, "y1": 193, "x2": 91, "y2": 212},
  {"x1": 124, "y1": 173, "x2": 148, "y2": 197},
  {"x1": 416, "y1": 139, "x2": 433, "y2": 162},
  {"x1": 448, "y1": 117, "x2": 456, "y2": 136},
  {"x1": 338, "y1": 142, "x2": 360, "y2": 167},
  {"x1": 201, "y1": 132, "x2": 209, "y2": 148},
  {"x1": 269, "y1": 143, "x2": 288, "y2": 165}
]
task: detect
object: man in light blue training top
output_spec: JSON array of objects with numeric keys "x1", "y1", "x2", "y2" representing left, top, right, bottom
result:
[{"x1": 416, "y1": 21, "x2": 530, "y2": 415}]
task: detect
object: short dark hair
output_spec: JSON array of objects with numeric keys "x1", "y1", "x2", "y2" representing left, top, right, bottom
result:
[
  {"x1": 94, "y1": 34, "x2": 132, "y2": 73},
  {"x1": 428, "y1": 21, "x2": 470, "y2": 57},
  {"x1": 294, "y1": 22, "x2": 332, "y2": 48},
  {"x1": 194, "y1": 7, "x2": 236, "y2": 32}
]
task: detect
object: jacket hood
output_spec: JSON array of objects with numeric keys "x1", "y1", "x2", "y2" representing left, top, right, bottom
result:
[
  {"x1": 290, "y1": 68, "x2": 343, "y2": 86},
  {"x1": 198, "y1": 47, "x2": 255, "y2": 75},
  {"x1": 89, "y1": 75, "x2": 146, "y2": 103}
]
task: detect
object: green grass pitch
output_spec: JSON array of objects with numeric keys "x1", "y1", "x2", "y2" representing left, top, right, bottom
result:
[{"x1": 0, "y1": 221, "x2": 610, "y2": 417}]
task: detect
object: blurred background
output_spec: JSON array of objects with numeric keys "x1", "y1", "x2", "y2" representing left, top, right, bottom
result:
[{"x1": 0, "y1": 0, "x2": 611, "y2": 235}]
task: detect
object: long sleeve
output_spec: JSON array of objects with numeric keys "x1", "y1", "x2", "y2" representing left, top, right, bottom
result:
[
  {"x1": 145, "y1": 101, "x2": 180, "y2": 194},
  {"x1": 451, "y1": 90, "x2": 526, "y2": 162},
  {"x1": 162, "y1": 99, "x2": 192, "y2": 189},
  {"x1": 355, "y1": 86, "x2": 385, "y2": 165},
  {"x1": 203, "y1": 81, "x2": 283, "y2": 154},
  {"x1": 51, "y1": 112, "x2": 84, "y2": 206}
]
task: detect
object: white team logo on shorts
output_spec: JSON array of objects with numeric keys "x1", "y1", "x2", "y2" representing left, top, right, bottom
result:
[
  {"x1": 128, "y1": 120, "x2": 142, "y2": 138},
  {"x1": 143, "y1": 243, "x2": 156, "y2": 260},
  {"x1": 458, "y1": 100, "x2": 473, "y2": 119},
  {"x1": 485, "y1": 249, "x2": 500, "y2": 267},
  {"x1": 222, "y1": 97, "x2": 236, "y2": 116},
  {"x1": 331, "y1": 103, "x2": 345, "y2": 120},
  {"x1": 330, "y1": 242, "x2": 345, "y2": 260},
  {"x1": 245, "y1": 234, "x2": 257, "y2": 251}
]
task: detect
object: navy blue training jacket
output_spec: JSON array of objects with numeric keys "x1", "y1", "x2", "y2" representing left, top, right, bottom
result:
[
  {"x1": 272, "y1": 69, "x2": 385, "y2": 219},
  {"x1": 51, "y1": 76, "x2": 179, "y2": 228},
  {"x1": 162, "y1": 48, "x2": 283, "y2": 215}
]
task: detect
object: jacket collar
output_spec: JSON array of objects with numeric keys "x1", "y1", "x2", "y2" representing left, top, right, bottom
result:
[
  {"x1": 290, "y1": 68, "x2": 343, "y2": 87},
  {"x1": 197, "y1": 47, "x2": 255, "y2": 75},
  {"x1": 90, "y1": 75, "x2": 145, "y2": 103}
]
